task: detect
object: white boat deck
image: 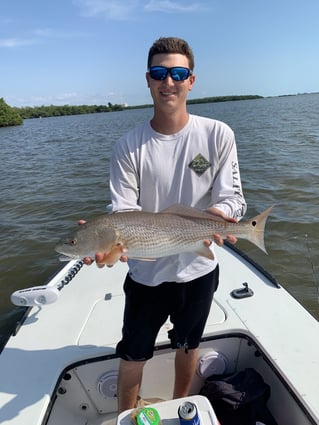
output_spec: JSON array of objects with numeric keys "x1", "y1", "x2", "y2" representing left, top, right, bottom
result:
[{"x1": 0, "y1": 244, "x2": 318, "y2": 425}]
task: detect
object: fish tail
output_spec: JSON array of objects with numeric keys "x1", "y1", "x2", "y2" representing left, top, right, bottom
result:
[{"x1": 246, "y1": 206, "x2": 274, "y2": 253}]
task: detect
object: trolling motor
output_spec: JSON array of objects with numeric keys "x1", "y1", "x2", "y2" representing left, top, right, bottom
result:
[
  {"x1": 10, "y1": 286, "x2": 60, "y2": 307},
  {"x1": 10, "y1": 260, "x2": 84, "y2": 307}
]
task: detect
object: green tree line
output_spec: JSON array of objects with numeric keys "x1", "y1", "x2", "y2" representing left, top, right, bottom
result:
[
  {"x1": 125, "y1": 95, "x2": 263, "y2": 110},
  {"x1": 13, "y1": 102, "x2": 125, "y2": 120},
  {"x1": 0, "y1": 98, "x2": 23, "y2": 127},
  {"x1": 186, "y1": 94, "x2": 263, "y2": 105},
  {"x1": 1, "y1": 95, "x2": 263, "y2": 127},
  {"x1": 0, "y1": 99, "x2": 125, "y2": 127}
]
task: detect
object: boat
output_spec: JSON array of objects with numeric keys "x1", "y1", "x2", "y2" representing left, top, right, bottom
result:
[{"x1": 0, "y1": 242, "x2": 318, "y2": 425}]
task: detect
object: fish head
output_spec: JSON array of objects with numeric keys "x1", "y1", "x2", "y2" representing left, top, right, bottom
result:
[{"x1": 55, "y1": 222, "x2": 119, "y2": 260}]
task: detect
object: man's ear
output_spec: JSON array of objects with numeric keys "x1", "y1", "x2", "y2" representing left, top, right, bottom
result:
[
  {"x1": 146, "y1": 72, "x2": 151, "y2": 88},
  {"x1": 188, "y1": 74, "x2": 195, "y2": 91}
]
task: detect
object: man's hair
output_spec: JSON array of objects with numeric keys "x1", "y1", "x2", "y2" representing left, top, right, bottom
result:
[{"x1": 147, "y1": 37, "x2": 195, "y2": 70}]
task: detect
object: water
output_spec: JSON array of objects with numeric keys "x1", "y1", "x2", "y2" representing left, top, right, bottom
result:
[{"x1": 1, "y1": 95, "x2": 318, "y2": 346}]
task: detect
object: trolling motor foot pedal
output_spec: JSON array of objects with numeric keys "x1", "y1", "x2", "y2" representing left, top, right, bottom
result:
[{"x1": 231, "y1": 282, "x2": 254, "y2": 299}]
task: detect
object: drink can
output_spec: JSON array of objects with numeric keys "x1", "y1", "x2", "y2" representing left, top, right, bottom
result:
[{"x1": 178, "y1": 401, "x2": 200, "y2": 425}]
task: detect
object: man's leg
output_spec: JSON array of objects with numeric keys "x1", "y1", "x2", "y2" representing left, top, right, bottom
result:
[
  {"x1": 117, "y1": 358, "x2": 146, "y2": 413},
  {"x1": 171, "y1": 269, "x2": 219, "y2": 399},
  {"x1": 173, "y1": 347, "x2": 199, "y2": 398}
]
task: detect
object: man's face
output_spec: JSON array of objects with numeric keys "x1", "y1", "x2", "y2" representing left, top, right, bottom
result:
[{"x1": 146, "y1": 53, "x2": 195, "y2": 112}]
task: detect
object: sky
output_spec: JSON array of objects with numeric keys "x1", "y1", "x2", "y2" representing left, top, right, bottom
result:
[{"x1": 1, "y1": 0, "x2": 319, "y2": 107}]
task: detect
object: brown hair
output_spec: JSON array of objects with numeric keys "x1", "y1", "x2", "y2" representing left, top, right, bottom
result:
[{"x1": 147, "y1": 37, "x2": 195, "y2": 70}]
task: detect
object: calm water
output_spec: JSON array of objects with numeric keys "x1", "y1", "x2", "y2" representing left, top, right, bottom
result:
[{"x1": 1, "y1": 95, "x2": 319, "y2": 345}]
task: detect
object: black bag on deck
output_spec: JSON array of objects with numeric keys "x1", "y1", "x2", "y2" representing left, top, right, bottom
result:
[{"x1": 199, "y1": 368, "x2": 278, "y2": 425}]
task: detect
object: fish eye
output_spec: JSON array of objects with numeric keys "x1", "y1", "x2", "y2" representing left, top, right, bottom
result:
[{"x1": 70, "y1": 239, "x2": 77, "y2": 246}]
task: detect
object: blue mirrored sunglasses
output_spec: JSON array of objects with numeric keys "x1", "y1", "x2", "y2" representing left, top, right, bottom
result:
[{"x1": 149, "y1": 66, "x2": 192, "y2": 81}]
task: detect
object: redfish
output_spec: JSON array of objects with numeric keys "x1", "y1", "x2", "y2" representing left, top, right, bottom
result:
[{"x1": 55, "y1": 205, "x2": 273, "y2": 262}]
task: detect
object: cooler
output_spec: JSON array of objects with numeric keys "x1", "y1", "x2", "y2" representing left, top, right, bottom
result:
[{"x1": 117, "y1": 395, "x2": 219, "y2": 425}]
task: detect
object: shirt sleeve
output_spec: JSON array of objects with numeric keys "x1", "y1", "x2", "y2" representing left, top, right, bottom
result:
[
  {"x1": 109, "y1": 136, "x2": 142, "y2": 212},
  {"x1": 210, "y1": 129, "x2": 247, "y2": 220}
]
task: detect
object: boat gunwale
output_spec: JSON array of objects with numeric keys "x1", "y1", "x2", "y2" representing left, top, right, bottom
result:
[{"x1": 223, "y1": 241, "x2": 281, "y2": 288}]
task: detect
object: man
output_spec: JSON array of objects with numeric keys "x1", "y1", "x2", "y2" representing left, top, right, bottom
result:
[{"x1": 89, "y1": 37, "x2": 246, "y2": 412}]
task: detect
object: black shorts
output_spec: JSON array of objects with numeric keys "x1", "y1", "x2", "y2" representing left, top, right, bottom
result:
[{"x1": 116, "y1": 266, "x2": 219, "y2": 361}]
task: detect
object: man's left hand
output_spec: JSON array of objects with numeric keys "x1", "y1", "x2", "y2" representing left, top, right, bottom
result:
[{"x1": 204, "y1": 207, "x2": 238, "y2": 247}]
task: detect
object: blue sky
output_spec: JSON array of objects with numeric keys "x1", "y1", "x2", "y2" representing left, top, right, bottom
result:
[{"x1": 1, "y1": 0, "x2": 318, "y2": 107}]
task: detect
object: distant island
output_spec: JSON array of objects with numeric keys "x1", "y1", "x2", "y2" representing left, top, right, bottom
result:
[
  {"x1": 0, "y1": 98, "x2": 23, "y2": 127},
  {"x1": 2, "y1": 95, "x2": 263, "y2": 127}
]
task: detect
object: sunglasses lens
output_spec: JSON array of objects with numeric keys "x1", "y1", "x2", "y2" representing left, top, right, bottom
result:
[
  {"x1": 149, "y1": 67, "x2": 191, "y2": 81},
  {"x1": 170, "y1": 67, "x2": 190, "y2": 81},
  {"x1": 149, "y1": 67, "x2": 168, "y2": 80}
]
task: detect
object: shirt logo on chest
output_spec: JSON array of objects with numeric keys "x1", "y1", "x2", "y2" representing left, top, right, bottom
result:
[{"x1": 188, "y1": 153, "x2": 211, "y2": 176}]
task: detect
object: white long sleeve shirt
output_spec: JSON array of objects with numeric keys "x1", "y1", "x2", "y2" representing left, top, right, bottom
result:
[{"x1": 110, "y1": 114, "x2": 246, "y2": 285}]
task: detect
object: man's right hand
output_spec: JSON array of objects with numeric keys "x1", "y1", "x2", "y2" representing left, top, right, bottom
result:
[
  {"x1": 78, "y1": 220, "x2": 128, "y2": 268},
  {"x1": 83, "y1": 243, "x2": 128, "y2": 268}
]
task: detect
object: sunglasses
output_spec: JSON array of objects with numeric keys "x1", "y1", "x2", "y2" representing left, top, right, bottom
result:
[{"x1": 148, "y1": 66, "x2": 193, "y2": 81}]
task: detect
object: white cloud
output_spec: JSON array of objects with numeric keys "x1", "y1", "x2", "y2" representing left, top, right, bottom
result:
[
  {"x1": 55, "y1": 92, "x2": 82, "y2": 102},
  {"x1": 32, "y1": 28, "x2": 87, "y2": 39},
  {"x1": 74, "y1": 0, "x2": 204, "y2": 21},
  {"x1": 144, "y1": 0, "x2": 202, "y2": 13},
  {"x1": 74, "y1": 0, "x2": 139, "y2": 20},
  {"x1": 0, "y1": 28, "x2": 86, "y2": 49},
  {"x1": 0, "y1": 38, "x2": 38, "y2": 48}
]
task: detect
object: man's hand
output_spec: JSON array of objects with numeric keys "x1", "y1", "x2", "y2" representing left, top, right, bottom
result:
[
  {"x1": 204, "y1": 207, "x2": 238, "y2": 247},
  {"x1": 78, "y1": 220, "x2": 128, "y2": 268},
  {"x1": 82, "y1": 244, "x2": 128, "y2": 268}
]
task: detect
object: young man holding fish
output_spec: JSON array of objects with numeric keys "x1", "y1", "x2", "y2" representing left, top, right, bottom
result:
[{"x1": 90, "y1": 37, "x2": 246, "y2": 412}]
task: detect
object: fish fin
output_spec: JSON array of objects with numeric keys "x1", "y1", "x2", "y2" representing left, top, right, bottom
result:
[
  {"x1": 246, "y1": 205, "x2": 274, "y2": 254},
  {"x1": 59, "y1": 255, "x2": 75, "y2": 262},
  {"x1": 196, "y1": 246, "x2": 215, "y2": 260},
  {"x1": 161, "y1": 204, "x2": 222, "y2": 221}
]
